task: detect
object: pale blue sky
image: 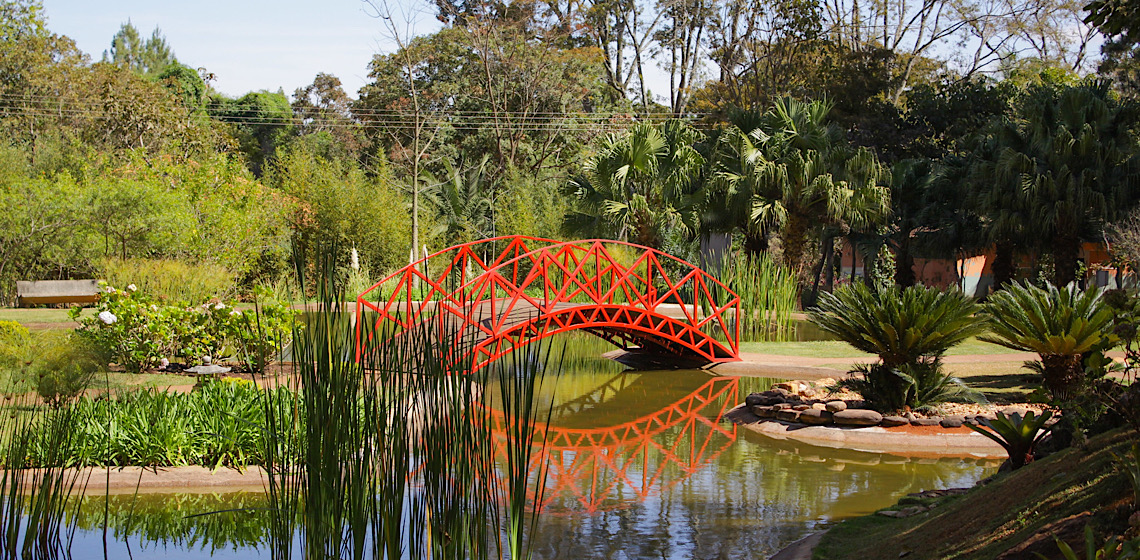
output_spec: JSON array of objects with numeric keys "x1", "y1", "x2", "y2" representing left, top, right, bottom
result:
[{"x1": 42, "y1": 0, "x2": 441, "y2": 99}]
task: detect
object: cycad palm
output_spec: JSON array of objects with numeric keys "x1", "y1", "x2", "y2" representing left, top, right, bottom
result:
[
  {"x1": 564, "y1": 120, "x2": 705, "y2": 249},
  {"x1": 809, "y1": 283, "x2": 985, "y2": 411},
  {"x1": 980, "y1": 281, "x2": 1117, "y2": 400}
]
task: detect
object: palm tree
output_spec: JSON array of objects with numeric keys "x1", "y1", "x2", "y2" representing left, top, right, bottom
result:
[
  {"x1": 563, "y1": 120, "x2": 706, "y2": 249},
  {"x1": 426, "y1": 156, "x2": 494, "y2": 245},
  {"x1": 749, "y1": 98, "x2": 891, "y2": 284},
  {"x1": 969, "y1": 83, "x2": 1140, "y2": 287}
]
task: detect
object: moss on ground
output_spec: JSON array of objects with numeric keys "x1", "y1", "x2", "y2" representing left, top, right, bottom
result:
[{"x1": 814, "y1": 429, "x2": 1137, "y2": 559}]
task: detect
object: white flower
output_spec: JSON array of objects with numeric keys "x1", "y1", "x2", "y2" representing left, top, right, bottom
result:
[
  {"x1": 103, "y1": 286, "x2": 116, "y2": 294},
  {"x1": 230, "y1": 309, "x2": 241, "y2": 316},
  {"x1": 214, "y1": 302, "x2": 226, "y2": 310},
  {"x1": 98, "y1": 311, "x2": 117, "y2": 325},
  {"x1": 159, "y1": 358, "x2": 169, "y2": 368},
  {"x1": 150, "y1": 304, "x2": 158, "y2": 311},
  {"x1": 127, "y1": 284, "x2": 137, "y2": 292},
  {"x1": 351, "y1": 246, "x2": 360, "y2": 271}
]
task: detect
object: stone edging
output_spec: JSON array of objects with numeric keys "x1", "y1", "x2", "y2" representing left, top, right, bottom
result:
[
  {"x1": 726, "y1": 406, "x2": 1006, "y2": 458},
  {"x1": 19, "y1": 466, "x2": 272, "y2": 495}
]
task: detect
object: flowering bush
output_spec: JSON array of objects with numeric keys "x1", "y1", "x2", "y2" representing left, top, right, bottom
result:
[{"x1": 73, "y1": 283, "x2": 297, "y2": 374}]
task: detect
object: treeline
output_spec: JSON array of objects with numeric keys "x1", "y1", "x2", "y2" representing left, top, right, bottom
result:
[{"x1": 0, "y1": 0, "x2": 1138, "y2": 303}]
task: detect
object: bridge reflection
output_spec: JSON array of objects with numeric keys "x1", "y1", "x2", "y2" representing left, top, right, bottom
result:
[{"x1": 484, "y1": 375, "x2": 740, "y2": 514}]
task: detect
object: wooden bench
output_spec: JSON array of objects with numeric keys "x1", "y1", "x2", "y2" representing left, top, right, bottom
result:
[{"x1": 16, "y1": 280, "x2": 101, "y2": 307}]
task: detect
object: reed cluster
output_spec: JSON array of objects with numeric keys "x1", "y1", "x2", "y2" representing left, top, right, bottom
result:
[{"x1": 715, "y1": 254, "x2": 799, "y2": 342}]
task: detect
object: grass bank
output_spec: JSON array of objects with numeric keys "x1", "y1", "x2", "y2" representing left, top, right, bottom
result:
[{"x1": 814, "y1": 428, "x2": 1136, "y2": 559}]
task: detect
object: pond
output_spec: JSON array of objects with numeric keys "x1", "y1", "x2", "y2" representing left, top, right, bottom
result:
[{"x1": 60, "y1": 334, "x2": 992, "y2": 559}]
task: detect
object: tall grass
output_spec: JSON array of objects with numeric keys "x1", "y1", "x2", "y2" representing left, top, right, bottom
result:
[
  {"x1": 0, "y1": 398, "x2": 90, "y2": 558},
  {"x1": 715, "y1": 253, "x2": 799, "y2": 342},
  {"x1": 97, "y1": 257, "x2": 235, "y2": 303},
  {"x1": 261, "y1": 242, "x2": 560, "y2": 559}
]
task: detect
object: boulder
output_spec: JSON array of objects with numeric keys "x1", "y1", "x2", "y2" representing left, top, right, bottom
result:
[
  {"x1": 750, "y1": 405, "x2": 776, "y2": 418},
  {"x1": 881, "y1": 415, "x2": 909, "y2": 427},
  {"x1": 798, "y1": 409, "x2": 832, "y2": 425},
  {"x1": 811, "y1": 402, "x2": 827, "y2": 411},
  {"x1": 910, "y1": 417, "x2": 941, "y2": 427},
  {"x1": 744, "y1": 392, "x2": 766, "y2": 407},
  {"x1": 832, "y1": 409, "x2": 883, "y2": 427},
  {"x1": 792, "y1": 404, "x2": 811, "y2": 411},
  {"x1": 940, "y1": 415, "x2": 965, "y2": 428},
  {"x1": 745, "y1": 391, "x2": 784, "y2": 407},
  {"x1": 775, "y1": 409, "x2": 802, "y2": 422},
  {"x1": 825, "y1": 400, "x2": 847, "y2": 412}
]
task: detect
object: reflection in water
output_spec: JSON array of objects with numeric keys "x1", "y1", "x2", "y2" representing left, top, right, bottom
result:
[{"x1": 61, "y1": 334, "x2": 993, "y2": 559}]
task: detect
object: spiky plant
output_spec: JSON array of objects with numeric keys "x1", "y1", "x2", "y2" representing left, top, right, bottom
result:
[
  {"x1": 967, "y1": 410, "x2": 1053, "y2": 469},
  {"x1": 980, "y1": 282, "x2": 1117, "y2": 401},
  {"x1": 809, "y1": 283, "x2": 986, "y2": 412}
]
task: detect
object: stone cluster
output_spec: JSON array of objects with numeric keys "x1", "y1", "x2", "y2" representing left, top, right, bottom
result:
[{"x1": 743, "y1": 384, "x2": 1045, "y2": 429}]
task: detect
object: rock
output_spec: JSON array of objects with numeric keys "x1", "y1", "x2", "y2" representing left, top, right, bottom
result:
[
  {"x1": 775, "y1": 409, "x2": 802, "y2": 422},
  {"x1": 904, "y1": 412, "x2": 916, "y2": 422},
  {"x1": 910, "y1": 417, "x2": 941, "y2": 427},
  {"x1": 772, "y1": 388, "x2": 792, "y2": 397},
  {"x1": 939, "y1": 415, "x2": 965, "y2": 428},
  {"x1": 846, "y1": 399, "x2": 866, "y2": 409},
  {"x1": 898, "y1": 506, "x2": 928, "y2": 517},
  {"x1": 832, "y1": 409, "x2": 883, "y2": 427},
  {"x1": 750, "y1": 405, "x2": 776, "y2": 418},
  {"x1": 773, "y1": 403, "x2": 793, "y2": 411},
  {"x1": 811, "y1": 402, "x2": 827, "y2": 411},
  {"x1": 825, "y1": 400, "x2": 847, "y2": 412},
  {"x1": 1000, "y1": 406, "x2": 1031, "y2": 417},
  {"x1": 877, "y1": 510, "x2": 903, "y2": 518},
  {"x1": 774, "y1": 382, "x2": 801, "y2": 394},
  {"x1": 881, "y1": 415, "x2": 908, "y2": 427},
  {"x1": 792, "y1": 404, "x2": 811, "y2": 411},
  {"x1": 798, "y1": 409, "x2": 833, "y2": 425},
  {"x1": 965, "y1": 416, "x2": 982, "y2": 426},
  {"x1": 745, "y1": 391, "x2": 784, "y2": 406}
]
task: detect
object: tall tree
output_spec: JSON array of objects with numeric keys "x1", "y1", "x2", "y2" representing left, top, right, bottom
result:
[
  {"x1": 969, "y1": 82, "x2": 1140, "y2": 286},
  {"x1": 105, "y1": 21, "x2": 177, "y2": 77}
]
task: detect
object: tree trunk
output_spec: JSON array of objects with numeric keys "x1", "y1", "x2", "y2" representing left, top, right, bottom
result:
[
  {"x1": 992, "y1": 241, "x2": 1016, "y2": 290},
  {"x1": 1041, "y1": 354, "x2": 1084, "y2": 402},
  {"x1": 742, "y1": 229, "x2": 768, "y2": 259},
  {"x1": 1051, "y1": 233, "x2": 1082, "y2": 287},
  {"x1": 781, "y1": 215, "x2": 810, "y2": 283},
  {"x1": 894, "y1": 239, "x2": 916, "y2": 287}
]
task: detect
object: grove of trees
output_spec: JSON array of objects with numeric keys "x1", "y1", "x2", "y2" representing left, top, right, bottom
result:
[{"x1": 2, "y1": 0, "x2": 1140, "y2": 303}]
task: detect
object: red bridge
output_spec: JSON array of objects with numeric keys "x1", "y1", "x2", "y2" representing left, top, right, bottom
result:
[{"x1": 355, "y1": 236, "x2": 741, "y2": 370}]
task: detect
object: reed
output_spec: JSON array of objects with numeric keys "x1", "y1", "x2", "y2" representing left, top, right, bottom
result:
[
  {"x1": 0, "y1": 397, "x2": 89, "y2": 559},
  {"x1": 715, "y1": 253, "x2": 799, "y2": 342},
  {"x1": 260, "y1": 241, "x2": 561, "y2": 559}
]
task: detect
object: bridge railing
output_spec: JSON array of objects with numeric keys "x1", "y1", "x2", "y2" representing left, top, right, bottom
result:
[{"x1": 357, "y1": 236, "x2": 741, "y2": 362}]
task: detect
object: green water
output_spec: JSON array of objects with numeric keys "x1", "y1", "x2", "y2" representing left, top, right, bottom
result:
[{"x1": 62, "y1": 334, "x2": 993, "y2": 559}]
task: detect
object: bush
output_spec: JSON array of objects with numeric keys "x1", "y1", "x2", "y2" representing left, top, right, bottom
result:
[
  {"x1": 74, "y1": 283, "x2": 297, "y2": 373},
  {"x1": 809, "y1": 283, "x2": 986, "y2": 412},
  {"x1": 981, "y1": 282, "x2": 1116, "y2": 402},
  {"x1": 30, "y1": 333, "x2": 104, "y2": 408}
]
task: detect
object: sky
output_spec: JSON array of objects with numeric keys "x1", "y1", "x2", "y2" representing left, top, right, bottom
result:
[{"x1": 41, "y1": 0, "x2": 442, "y2": 99}]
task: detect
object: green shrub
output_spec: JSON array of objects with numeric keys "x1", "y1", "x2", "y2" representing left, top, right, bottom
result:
[
  {"x1": 74, "y1": 283, "x2": 297, "y2": 373},
  {"x1": 981, "y1": 282, "x2": 1116, "y2": 402},
  {"x1": 809, "y1": 283, "x2": 986, "y2": 412},
  {"x1": 30, "y1": 333, "x2": 104, "y2": 408},
  {"x1": 97, "y1": 257, "x2": 235, "y2": 303}
]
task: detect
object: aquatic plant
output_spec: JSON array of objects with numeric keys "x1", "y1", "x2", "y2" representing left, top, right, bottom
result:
[{"x1": 714, "y1": 253, "x2": 798, "y2": 342}]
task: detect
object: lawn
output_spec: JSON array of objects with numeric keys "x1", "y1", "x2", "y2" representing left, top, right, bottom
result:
[
  {"x1": 0, "y1": 307, "x2": 91, "y2": 326},
  {"x1": 740, "y1": 336, "x2": 1022, "y2": 358}
]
